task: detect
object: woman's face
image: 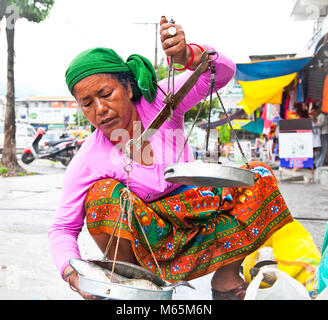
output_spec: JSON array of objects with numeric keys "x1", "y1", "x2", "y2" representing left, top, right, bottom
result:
[{"x1": 73, "y1": 73, "x2": 134, "y2": 139}]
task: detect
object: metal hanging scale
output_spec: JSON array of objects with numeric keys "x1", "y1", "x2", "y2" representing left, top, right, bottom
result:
[{"x1": 161, "y1": 36, "x2": 256, "y2": 188}]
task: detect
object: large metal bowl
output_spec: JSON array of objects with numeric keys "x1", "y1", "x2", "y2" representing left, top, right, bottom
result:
[
  {"x1": 164, "y1": 162, "x2": 256, "y2": 188},
  {"x1": 73, "y1": 259, "x2": 174, "y2": 300},
  {"x1": 79, "y1": 275, "x2": 173, "y2": 300}
]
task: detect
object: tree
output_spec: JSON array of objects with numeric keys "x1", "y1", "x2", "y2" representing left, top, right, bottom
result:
[
  {"x1": 184, "y1": 98, "x2": 220, "y2": 124},
  {"x1": 0, "y1": 0, "x2": 54, "y2": 175},
  {"x1": 218, "y1": 123, "x2": 230, "y2": 145},
  {"x1": 74, "y1": 109, "x2": 89, "y2": 128}
]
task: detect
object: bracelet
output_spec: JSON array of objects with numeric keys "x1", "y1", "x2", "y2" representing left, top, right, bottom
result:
[
  {"x1": 186, "y1": 43, "x2": 205, "y2": 71},
  {"x1": 68, "y1": 277, "x2": 78, "y2": 292},
  {"x1": 166, "y1": 43, "x2": 194, "y2": 71},
  {"x1": 63, "y1": 269, "x2": 76, "y2": 281}
]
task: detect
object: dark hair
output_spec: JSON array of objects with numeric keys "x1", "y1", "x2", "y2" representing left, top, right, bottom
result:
[
  {"x1": 105, "y1": 72, "x2": 139, "y2": 101},
  {"x1": 294, "y1": 102, "x2": 309, "y2": 118},
  {"x1": 312, "y1": 105, "x2": 320, "y2": 111},
  {"x1": 73, "y1": 72, "x2": 140, "y2": 102}
]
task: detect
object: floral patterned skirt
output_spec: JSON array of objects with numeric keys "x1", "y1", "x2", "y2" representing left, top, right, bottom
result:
[{"x1": 84, "y1": 161, "x2": 293, "y2": 282}]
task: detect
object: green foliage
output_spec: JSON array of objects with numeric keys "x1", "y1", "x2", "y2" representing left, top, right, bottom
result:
[
  {"x1": 0, "y1": 166, "x2": 8, "y2": 174},
  {"x1": 74, "y1": 110, "x2": 90, "y2": 128},
  {"x1": 157, "y1": 58, "x2": 168, "y2": 81},
  {"x1": 218, "y1": 123, "x2": 230, "y2": 144},
  {"x1": 184, "y1": 98, "x2": 220, "y2": 124},
  {"x1": 157, "y1": 57, "x2": 185, "y2": 80},
  {"x1": 1, "y1": 0, "x2": 55, "y2": 22}
]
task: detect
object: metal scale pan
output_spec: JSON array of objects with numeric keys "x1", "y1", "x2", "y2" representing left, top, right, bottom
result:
[
  {"x1": 70, "y1": 259, "x2": 176, "y2": 300},
  {"x1": 164, "y1": 162, "x2": 256, "y2": 188}
]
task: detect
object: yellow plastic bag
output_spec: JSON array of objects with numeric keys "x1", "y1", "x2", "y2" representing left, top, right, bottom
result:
[{"x1": 243, "y1": 220, "x2": 321, "y2": 293}]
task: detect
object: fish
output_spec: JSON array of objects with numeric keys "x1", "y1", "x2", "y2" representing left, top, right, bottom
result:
[
  {"x1": 69, "y1": 258, "x2": 127, "y2": 283},
  {"x1": 117, "y1": 279, "x2": 195, "y2": 291},
  {"x1": 70, "y1": 259, "x2": 164, "y2": 291},
  {"x1": 70, "y1": 258, "x2": 195, "y2": 292},
  {"x1": 118, "y1": 279, "x2": 162, "y2": 290},
  {"x1": 166, "y1": 281, "x2": 196, "y2": 290}
]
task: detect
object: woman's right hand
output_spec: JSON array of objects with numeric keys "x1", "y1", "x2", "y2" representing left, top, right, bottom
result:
[
  {"x1": 159, "y1": 16, "x2": 204, "y2": 69},
  {"x1": 63, "y1": 266, "x2": 96, "y2": 299}
]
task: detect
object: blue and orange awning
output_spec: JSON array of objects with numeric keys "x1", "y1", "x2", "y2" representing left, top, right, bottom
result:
[{"x1": 235, "y1": 57, "x2": 312, "y2": 114}]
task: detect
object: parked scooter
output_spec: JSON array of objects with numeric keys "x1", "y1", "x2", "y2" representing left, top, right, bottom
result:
[
  {"x1": 21, "y1": 127, "x2": 77, "y2": 167},
  {"x1": 75, "y1": 137, "x2": 86, "y2": 151}
]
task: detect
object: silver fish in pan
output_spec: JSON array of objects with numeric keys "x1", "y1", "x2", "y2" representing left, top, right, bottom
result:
[
  {"x1": 90, "y1": 260, "x2": 196, "y2": 290},
  {"x1": 70, "y1": 258, "x2": 195, "y2": 291},
  {"x1": 118, "y1": 279, "x2": 162, "y2": 290},
  {"x1": 69, "y1": 258, "x2": 127, "y2": 283},
  {"x1": 118, "y1": 279, "x2": 195, "y2": 291}
]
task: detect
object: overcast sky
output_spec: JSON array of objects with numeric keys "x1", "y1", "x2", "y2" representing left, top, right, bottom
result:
[{"x1": 0, "y1": 0, "x2": 315, "y2": 97}]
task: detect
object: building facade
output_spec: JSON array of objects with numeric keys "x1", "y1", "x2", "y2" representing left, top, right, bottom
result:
[{"x1": 0, "y1": 96, "x2": 82, "y2": 130}]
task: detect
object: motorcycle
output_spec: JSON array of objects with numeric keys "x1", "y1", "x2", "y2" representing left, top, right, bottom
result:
[
  {"x1": 21, "y1": 127, "x2": 78, "y2": 167},
  {"x1": 75, "y1": 137, "x2": 86, "y2": 151}
]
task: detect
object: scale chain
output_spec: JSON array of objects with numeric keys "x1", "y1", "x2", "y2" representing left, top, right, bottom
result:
[
  {"x1": 205, "y1": 65, "x2": 216, "y2": 157},
  {"x1": 103, "y1": 139, "x2": 164, "y2": 279},
  {"x1": 215, "y1": 89, "x2": 250, "y2": 169},
  {"x1": 166, "y1": 17, "x2": 176, "y2": 121},
  {"x1": 177, "y1": 84, "x2": 213, "y2": 162},
  {"x1": 102, "y1": 145, "x2": 134, "y2": 280},
  {"x1": 167, "y1": 18, "x2": 176, "y2": 96},
  {"x1": 176, "y1": 53, "x2": 250, "y2": 169}
]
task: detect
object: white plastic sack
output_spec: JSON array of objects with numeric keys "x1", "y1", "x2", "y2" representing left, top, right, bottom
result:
[
  {"x1": 315, "y1": 285, "x2": 328, "y2": 300},
  {"x1": 244, "y1": 267, "x2": 311, "y2": 300}
]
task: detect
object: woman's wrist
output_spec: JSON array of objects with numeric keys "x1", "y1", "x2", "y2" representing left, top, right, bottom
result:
[
  {"x1": 186, "y1": 44, "x2": 205, "y2": 70},
  {"x1": 169, "y1": 43, "x2": 206, "y2": 71},
  {"x1": 63, "y1": 265, "x2": 76, "y2": 281}
]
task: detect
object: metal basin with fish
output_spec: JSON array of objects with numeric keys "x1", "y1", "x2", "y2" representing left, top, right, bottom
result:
[{"x1": 69, "y1": 258, "x2": 194, "y2": 300}]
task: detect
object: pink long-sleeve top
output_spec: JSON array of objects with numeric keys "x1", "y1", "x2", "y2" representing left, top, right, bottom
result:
[{"x1": 49, "y1": 47, "x2": 236, "y2": 278}]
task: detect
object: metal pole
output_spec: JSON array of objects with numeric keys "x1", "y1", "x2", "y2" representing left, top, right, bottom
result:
[
  {"x1": 26, "y1": 98, "x2": 29, "y2": 124},
  {"x1": 133, "y1": 22, "x2": 159, "y2": 80},
  {"x1": 155, "y1": 22, "x2": 158, "y2": 79}
]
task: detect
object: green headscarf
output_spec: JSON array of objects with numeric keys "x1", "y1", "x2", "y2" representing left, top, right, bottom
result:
[{"x1": 65, "y1": 47, "x2": 157, "y2": 103}]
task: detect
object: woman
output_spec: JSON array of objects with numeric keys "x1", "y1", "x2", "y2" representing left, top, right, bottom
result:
[
  {"x1": 49, "y1": 17, "x2": 293, "y2": 300},
  {"x1": 310, "y1": 105, "x2": 322, "y2": 167}
]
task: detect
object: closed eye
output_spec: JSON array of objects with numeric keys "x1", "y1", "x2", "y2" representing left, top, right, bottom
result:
[
  {"x1": 82, "y1": 101, "x2": 92, "y2": 107},
  {"x1": 98, "y1": 86, "x2": 114, "y2": 98},
  {"x1": 101, "y1": 91, "x2": 113, "y2": 98}
]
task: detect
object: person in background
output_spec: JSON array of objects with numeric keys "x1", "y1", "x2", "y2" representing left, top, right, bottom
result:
[
  {"x1": 313, "y1": 105, "x2": 328, "y2": 167},
  {"x1": 294, "y1": 102, "x2": 309, "y2": 119},
  {"x1": 310, "y1": 105, "x2": 322, "y2": 168}
]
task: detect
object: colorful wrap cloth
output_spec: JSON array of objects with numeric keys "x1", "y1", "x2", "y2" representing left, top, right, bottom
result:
[{"x1": 84, "y1": 162, "x2": 293, "y2": 282}]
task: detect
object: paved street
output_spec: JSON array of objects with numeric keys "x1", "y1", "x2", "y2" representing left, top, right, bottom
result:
[{"x1": 0, "y1": 158, "x2": 327, "y2": 300}]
